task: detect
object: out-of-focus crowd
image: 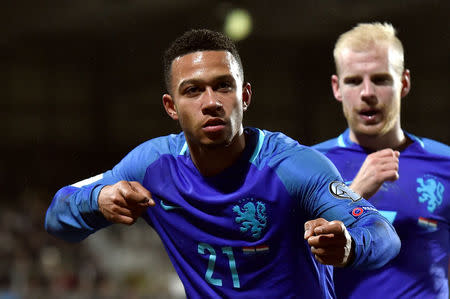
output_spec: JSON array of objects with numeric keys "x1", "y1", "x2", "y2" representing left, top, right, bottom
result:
[{"x1": 0, "y1": 189, "x2": 184, "y2": 299}]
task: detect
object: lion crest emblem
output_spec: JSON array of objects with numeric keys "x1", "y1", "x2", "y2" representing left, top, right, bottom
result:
[
  {"x1": 233, "y1": 200, "x2": 267, "y2": 239},
  {"x1": 416, "y1": 175, "x2": 444, "y2": 213}
]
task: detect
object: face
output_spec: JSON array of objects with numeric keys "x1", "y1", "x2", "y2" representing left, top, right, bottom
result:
[
  {"x1": 331, "y1": 44, "x2": 410, "y2": 140},
  {"x1": 162, "y1": 51, "x2": 251, "y2": 149}
]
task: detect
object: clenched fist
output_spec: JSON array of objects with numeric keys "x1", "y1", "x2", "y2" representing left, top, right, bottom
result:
[
  {"x1": 350, "y1": 148, "x2": 400, "y2": 199},
  {"x1": 98, "y1": 181, "x2": 155, "y2": 225},
  {"x1": 304, "y1": 218, "x2": 354, "y2": 267}
]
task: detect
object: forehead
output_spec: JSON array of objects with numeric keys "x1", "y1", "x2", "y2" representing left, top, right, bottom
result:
[
  {"x1": 338, "y1": 45, "x2": 394, "y2": 75},
  {"x1": 170, "y1": 51, "x2": 241, "y2": 86}
]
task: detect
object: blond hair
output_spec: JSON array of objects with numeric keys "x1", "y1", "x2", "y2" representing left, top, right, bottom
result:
[{"x1": 333, "y1": 22, "x2": 404, "y2": 75}]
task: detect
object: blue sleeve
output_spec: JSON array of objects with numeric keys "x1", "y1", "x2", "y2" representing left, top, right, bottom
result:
[
  {"x1": 275, "y1": 146, "x2": 401, "y2": 270},
  {"x1": 345, "y1": 214, "x2": 401, "y2": 270},
  {"x1": 44, "y1": 182, "x2": 111, "y2": 242},
  {"x1": 44, "y1": 138, "x2": 168, "y2": 242}
]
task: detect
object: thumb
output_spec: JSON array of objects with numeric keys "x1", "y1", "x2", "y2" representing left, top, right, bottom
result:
[
  {"x1": 304, "y1": 221, "x2": 313, "y2": 239},
  {"x1": 304, "y1": 218, "x2": 328, "y2": 239}
]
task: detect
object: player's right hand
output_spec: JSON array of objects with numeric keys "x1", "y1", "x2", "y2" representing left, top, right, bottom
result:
[
  {"x1": 304, "y1": 218, "x2": 354, "y2": 267},
  {"x1": 98, "y1": 181, "x2": 154, "y2": 225},
  {"x1": 350, "y1": 148, "x2": 400, "y2": 199}
]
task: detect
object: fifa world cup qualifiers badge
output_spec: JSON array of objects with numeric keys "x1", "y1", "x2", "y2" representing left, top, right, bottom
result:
[{"x1": 329, "y1": 181, "x2": 362, "y2": 203}]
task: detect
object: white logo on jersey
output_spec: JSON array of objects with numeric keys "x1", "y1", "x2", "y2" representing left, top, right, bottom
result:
[{"x1": 329, "y1": 181, "x2": 362, "y2": 203}]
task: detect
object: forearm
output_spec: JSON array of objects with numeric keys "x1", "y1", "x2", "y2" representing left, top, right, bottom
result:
[
  {"x1": 347, "y1": 216, "x2": 400, "y2": 270},
  {"x1": 45, "y1": 185, "x2": 111, "y2": 242}
]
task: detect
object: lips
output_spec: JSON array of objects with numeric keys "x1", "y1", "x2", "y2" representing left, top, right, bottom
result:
[
  {"x1": 202, "y1": 118, "x2": 226, "y2": 133},
  {"x1": 358, "y1": 108, "x2": 381, "y2": 122},
  {"x1": 203, "y1": 118, "x2": 225, "y2": 127}
]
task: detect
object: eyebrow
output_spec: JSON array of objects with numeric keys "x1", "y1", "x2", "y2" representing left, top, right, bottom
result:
[
  {"x1": 178, "y1": 74, "x2": 236, "y2": 90},
  {"x1": 178, "y1": 79, "x2": 201, "y2": 91},
  {"x1": 371, "y1": 73, "x2": 393, "y2": 79},
  {"x1": 343, "y1": 75, "x2": 361, "y2": 80},
  {"x1": 343, "y1": 72, "x2": 392, "y2": 80}
]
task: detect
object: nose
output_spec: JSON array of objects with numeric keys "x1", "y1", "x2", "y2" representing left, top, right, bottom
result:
[
  {"x1": 201, "y1": 87, "x2": 223, "y2": 115},
  {"x1": 361, "y1": 79, "x2": 377, "y2": 104}
]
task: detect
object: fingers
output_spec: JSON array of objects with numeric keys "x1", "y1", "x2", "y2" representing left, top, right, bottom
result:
[
  {"x1": 366, "y1": 149, "x2": 399, "y2": 169},
  {"x1": 306, "y1": 220, "x2": 347, "y2": 246},
  {"x1": 118, "y1": 181, "x2": 154, "y2": 206},
  {"x1": 108, "y1": 213, "x2": 138, "y2": 226},
  {"x1": 383, "y1": 169, "x2": 399, "y2": 182},
  {"x1": 304, "y1": 218, "x2": 328, "y2": 239},
  {"x1": 98, "y1": 181, "x2": 154, "y2": 225},
  {"x1": 377, "y1": 148, "x2": 399, "y2": 158},
  {"x1": 367, "y1": 148, "x2": 399, "y2": 162},
  {"x1": 305, "y1": 219, "x2": 353, "y2": 267},
  {"x1": 367, "y1": 149, "x2": 400, "y2": 183},
  {"x1": 310, "y1": 247, "x2": 347, "y2": 266},
  {"x1": 107, "y1": 204, "x2": 144, "y2": 219},
  {"x1": 313, "y1": 220, "x2": 345, "y2": 236},
  {"x1": 351, "y1": 149, "x2": 400, "y2": 199},
  {"x1": 304, "y1": 219, "x2": 344, "y2": 238}
]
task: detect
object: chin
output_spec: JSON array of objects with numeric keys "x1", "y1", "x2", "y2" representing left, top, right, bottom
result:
[
  {"x1": 200, "y1": 135, "x2": 230, "y2": 146},
  {"x1": 353, "y1": 124, "x2": 386, "y2": 137},
  {"x1": 201, "y1": 140, "x2": 230, "y2": 149}
]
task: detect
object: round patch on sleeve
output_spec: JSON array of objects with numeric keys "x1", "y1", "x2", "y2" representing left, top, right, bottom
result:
[
  {"x1": 329, "y1": 181, "x2": 362, "y2": 202},
  {"x1": 351, "y1": 207, "x2": 364, "y2": 217}
]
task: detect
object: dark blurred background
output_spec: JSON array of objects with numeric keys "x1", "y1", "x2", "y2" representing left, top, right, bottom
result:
[{"x1": 1, "y1": 0, "x2": 449, "y2": 298}]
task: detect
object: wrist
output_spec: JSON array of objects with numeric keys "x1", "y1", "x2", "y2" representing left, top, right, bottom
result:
[{"x1": 345, "y1": 238, "x2": 356, "y2": 267}]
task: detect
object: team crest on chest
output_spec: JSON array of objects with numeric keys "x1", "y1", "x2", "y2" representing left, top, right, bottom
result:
[
  {"x1": 233, "y1": 198, "x2": 267, "y2": 239},
  {"x1": 416, "y1": 175, "x2": 444, "y2": 213}
]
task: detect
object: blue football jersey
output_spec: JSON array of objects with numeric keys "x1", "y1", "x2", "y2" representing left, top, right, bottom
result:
[
  {"x1": 314, "y1": 129, "x2": 450, "y2": 299},
  {"x1": 46, "y1": 128, "x2": 400, "y2": 298}
]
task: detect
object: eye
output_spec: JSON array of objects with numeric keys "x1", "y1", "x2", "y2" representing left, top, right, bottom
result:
[
  {"x1": 372, "y1": 75, "x2": 393, "y2": 85},
  {"x1": 343, "y1": 77, "x2": 362, "y2": 85},
  {"x1": 216, "y1": 81, "x2": 234, "y2": 92},
  {"x1": 183, "y1": 86, "x2": 201, "y2": 97}
]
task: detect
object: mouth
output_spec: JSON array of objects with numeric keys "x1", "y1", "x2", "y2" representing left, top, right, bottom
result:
[
  {"x1": 358, "y1": 108, "x2": 380, "y2": 122},
  {"x1": 202, "y1": 118, "x2": 226, "y2": 133}
]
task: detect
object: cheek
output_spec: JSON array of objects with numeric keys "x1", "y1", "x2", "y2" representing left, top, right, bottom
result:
[
  {"x1": 176, "y1": 105, "x2": 195, "y2": 127},
  {"x1": 230, "y1": 101, "x2": 244, "y2": 122},
  {"x1": 380, "y1": 89, "x2": 399, "y2": 107},
  {"x1": 340, "y1": 97, "x2": 356, "y2": 114},
  {"x1": 341, "y1": 103, "x2": 352, "y2": 121},
  {"x1": 340, "y1": 87, "x2": 356, "y2": 103},
  {"x1": 385, "y1": 95, "x2": 401, "y2": 118}
]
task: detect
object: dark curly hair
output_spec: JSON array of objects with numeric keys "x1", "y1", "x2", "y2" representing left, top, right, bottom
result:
[{"x1": 163, "y1": 29, "x2": 244, "y2": 93}]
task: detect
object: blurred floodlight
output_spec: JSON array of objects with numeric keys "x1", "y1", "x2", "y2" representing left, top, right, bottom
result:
[{"x1": 224, "y1": 8, "x2": 252, "y2": 41}]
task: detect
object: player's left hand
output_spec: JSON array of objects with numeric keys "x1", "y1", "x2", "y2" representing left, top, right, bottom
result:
[{"x1": 304, "y1": 218, "x2": 354, "y2": 267}]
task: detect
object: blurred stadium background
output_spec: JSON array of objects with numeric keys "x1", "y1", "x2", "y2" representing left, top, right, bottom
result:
[{"x1": 1, "y1": 0, "x2": 449, "y2": 298}]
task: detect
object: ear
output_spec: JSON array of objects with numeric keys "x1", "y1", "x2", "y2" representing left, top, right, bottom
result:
[
  {"x1": 162, "y1": 94, "x2": 178, "y2": 120},
  {"x1": 400, "y1": 69, "x2": 411, "y2": 98},
  {"x1": 242, "y1": 82, "x2": 252, "y2": 111},
  {"x1": 331, "y1": 75, "x2": 342, "y2": 102}
]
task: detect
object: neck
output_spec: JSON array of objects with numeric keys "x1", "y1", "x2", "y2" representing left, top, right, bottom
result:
[
  {"x1": 188, "y1": 131, "x2": 247, "y2": 177},
  {"x1": 349, "y1": 128, "x2": 411, "y2": 151}
]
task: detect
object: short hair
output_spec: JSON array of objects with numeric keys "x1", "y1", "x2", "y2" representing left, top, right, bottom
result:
[
  {"x1": 163, "y1": 29, "x2": 244, "y2": 93},
  {"x1": 333, "y1": 22, "x2": 405, "y2": 75}
]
